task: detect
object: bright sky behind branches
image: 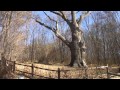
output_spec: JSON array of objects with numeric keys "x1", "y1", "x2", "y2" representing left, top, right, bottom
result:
[
  {"x1": 29, "y1": 11, "x2": 120, "y2": 45},
  {"x1": 27, "y1": 11, "x2": 94, "y2": 45}
]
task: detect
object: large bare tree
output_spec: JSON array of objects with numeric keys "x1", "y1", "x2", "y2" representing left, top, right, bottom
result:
[{"x1": 35, "y1": 11, "x2": 91, "y2": 68}]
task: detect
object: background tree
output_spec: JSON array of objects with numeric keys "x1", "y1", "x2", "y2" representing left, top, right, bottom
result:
[
  {"x1": 0, "y1": 11, "x2": 32, "y2": 61},
  {"x1": 85, "y1": 11, "x2": 120, "y2": 66}
]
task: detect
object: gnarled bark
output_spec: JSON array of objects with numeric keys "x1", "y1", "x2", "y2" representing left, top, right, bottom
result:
[{"x1": 68, "y1": 28, "x2": 87, "y2": 68}]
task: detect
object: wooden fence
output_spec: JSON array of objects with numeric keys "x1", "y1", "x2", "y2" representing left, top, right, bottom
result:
[
  {"x1": 0, "y1": 60, "x2": 87, "y2": 79},
  {"x1": 6, "y1": 60, "x2": 91, "y2": 79},
  {"x1": 2, "y1": 60, "x2": 120, "y2": 79},
  {"x1": 4, "y1": 60, "x2": 61, "y2": 79},
  {"x1": 5, "y1": 60, "x2": 87, "y2": 79}
]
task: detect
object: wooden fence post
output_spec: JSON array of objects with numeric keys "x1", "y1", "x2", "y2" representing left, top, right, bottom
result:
[
  {"x1": 118, "y1": 65, "x2": 120, "y2": 73},
  {"x1": 106, "y1": 65, "x2": 110, "y2": 79},
  {"x1": 85, "y1": 68, "x2": 88, "y2": 79},
  {"x1": 58, "y1": 68, "x2": 60, "y2": 79},
  {"x1": 31, "y1": 64, "x2": 34, "y2": 79},
  {"x1": 13, "y1": 61, "x2": 15, "y2": 72}
]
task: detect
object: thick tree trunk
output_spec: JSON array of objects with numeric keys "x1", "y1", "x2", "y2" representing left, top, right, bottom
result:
[
  {"x1": 69, "y1": 41, "x2": 80, "y2": 67},
  {"x1": 67, "y1": 11, "x2": 88, "y2": 68},
  {"x1": 69, "y1": 41, "x2": 87, "y2": 68},
  {"x1": 68, "y1": 29, "x2": 88, "y2": 68}
]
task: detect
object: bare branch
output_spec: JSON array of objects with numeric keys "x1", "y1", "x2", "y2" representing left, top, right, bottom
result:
[
  {"x1": 59, "y1": 11, "x2": 68, "y2": 20},
  {"x1": 36, "y1": 19, "x2": 56, "y2": 32},
  {"x1": 50, "y1": 11, "x2": 71, "y2": 27},
  {"x1": 36, "y1": 19, "x2": 70, "y2": 47},
  {"x1": 77, "y1": 11, "x2": 91, "y2": 25},
  {"x1": 55, "y1": 21, "x2": 70, "y2": 46},
  {"x1": 50, "y1": 11, "x2": 62, "y2": 17},
  {"x1": 43, "y1": 11, "x2": 57, "y2": 23},
  {"x1": 59, "y1": 11, "x2": 71, "y2": 26},
  {"x1": 56, "y1": 21, "x2": 58, "y2": 29},
  {"x1": 71, "y1": 11, "x2": 77, "y2": 24}
]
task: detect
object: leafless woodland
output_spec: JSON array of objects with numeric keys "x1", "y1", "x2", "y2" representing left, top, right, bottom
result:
[{"x1": 0, "y1": 11, "x2": 120, "y2": 79}]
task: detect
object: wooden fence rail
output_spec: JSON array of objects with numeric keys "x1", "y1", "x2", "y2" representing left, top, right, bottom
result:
[{"x1": 106, "y1": 66, "x2": 120, "y2": 79}]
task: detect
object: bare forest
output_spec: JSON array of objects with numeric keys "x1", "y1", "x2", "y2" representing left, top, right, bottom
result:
[{"x1": 0, "y1": 11, "x2": 120, "y2": 79}]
